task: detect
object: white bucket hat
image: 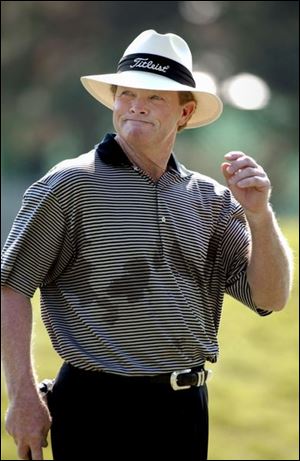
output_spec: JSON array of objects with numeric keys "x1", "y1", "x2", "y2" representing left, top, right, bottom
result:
[{"x1": 81, "y1": 30, "x2": 223, "y2": 129}]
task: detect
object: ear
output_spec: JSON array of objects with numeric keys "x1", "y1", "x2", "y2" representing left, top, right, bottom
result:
[{"x1": 178, "y1": 101, "x2": 196, "y2": 127}]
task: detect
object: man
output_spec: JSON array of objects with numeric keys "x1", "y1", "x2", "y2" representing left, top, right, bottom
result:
[{"x1": 1, "y1": 30, "x2": 293, "y2": 460}]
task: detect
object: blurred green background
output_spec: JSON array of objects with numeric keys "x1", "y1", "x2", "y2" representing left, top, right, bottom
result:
[
  {"x1": 1, "y1": 1, "x2": 299, "y2": 242},
  {"x1": 1, "y1": 1, "x2": 299, "y2": 460}
]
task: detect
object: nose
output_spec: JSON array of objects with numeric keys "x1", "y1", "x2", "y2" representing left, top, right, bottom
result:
[{"x1": 129, "y1": 99, "x2": 148, "y2": 115}]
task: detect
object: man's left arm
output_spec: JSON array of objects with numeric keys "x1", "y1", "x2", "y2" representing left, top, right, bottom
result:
[{"x1": 221, "y1": 151, "x2": 293, "y2": 311}]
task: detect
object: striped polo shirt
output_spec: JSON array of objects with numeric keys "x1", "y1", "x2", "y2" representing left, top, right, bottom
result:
[{"x1": 1, "y1": 133, "x2": 270, "y2": 376}]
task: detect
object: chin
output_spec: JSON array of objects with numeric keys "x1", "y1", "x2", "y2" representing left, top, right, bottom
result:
[{"x1": 124, "y1": 127, "x2": 154, "y2": 140}]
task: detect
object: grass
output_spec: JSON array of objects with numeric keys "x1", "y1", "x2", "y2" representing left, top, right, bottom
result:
[
  {"x1": 1, "y1": 219, "x2": 298, "y2": 460},
  {"x1": 208, "y1": 218, "x2": 299, "y2": 460}
]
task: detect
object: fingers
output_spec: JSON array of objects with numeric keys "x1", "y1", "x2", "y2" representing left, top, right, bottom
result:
[
  {"x1": 220, "y1": 162, "x2": 232, "y2": 181},
  {"x1": 224, "y1": 151, "x2": 258, "y2": 172},
  {"x1": 228, "y1": 167, "x2": 266, "y2": 187},
  {"x1": 17, "y1": 437, "x2": 47, "y2": 460},
  {"x1": 5, "y1": 398, "x2": 51, "y2": 460},
  {"x1": 230, "y1": 175, "x2": 270, "y2": 189},
  {"x1": 17, "y1": 445, "x2": 32, "y2": 460},
  {"x1": 18, "y1": 443, "x2": 44, "y2": 460},
  {"x1": 222, "y1": 152, "x2": 270, "y2": 190},
  {"x1": 30, "y1": 446, "x2": 44, "y2": 460}
]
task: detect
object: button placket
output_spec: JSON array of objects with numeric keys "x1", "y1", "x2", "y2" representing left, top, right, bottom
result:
[{"x1": 156, "y1": 188, "x2": 168, "y2": 258}]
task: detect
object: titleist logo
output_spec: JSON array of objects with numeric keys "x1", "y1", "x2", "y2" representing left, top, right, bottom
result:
[{"x1": 129, "y1": 57, "x2": 170, "y2": 73}]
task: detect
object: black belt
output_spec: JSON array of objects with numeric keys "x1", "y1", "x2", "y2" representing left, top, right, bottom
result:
[
  {"x1": 147, "y1": 367, "x2": 212, "y2": 391},
  {"x1": 39, "y1": 364, "x2": 212, "y2": 395}
]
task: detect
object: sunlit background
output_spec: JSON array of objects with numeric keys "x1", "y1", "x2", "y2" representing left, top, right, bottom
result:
[
  {"x1": 1, "y1": 2, "x2": 299, "y2": 460},
  {"x1": 2, "y1": 1, "x2": 299, "y2": 245}
]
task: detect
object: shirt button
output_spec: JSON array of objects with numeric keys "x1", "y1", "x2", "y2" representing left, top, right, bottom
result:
[{"x1": 161, "y1": 216, "x2": 166, "y2": 223}]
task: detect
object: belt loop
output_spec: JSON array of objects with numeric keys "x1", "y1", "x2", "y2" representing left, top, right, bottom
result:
[{"x1": 196, "y1": 370, "x2": 205, "y2": 386}]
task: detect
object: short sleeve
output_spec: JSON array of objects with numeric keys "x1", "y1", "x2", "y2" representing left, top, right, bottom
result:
[
  {"x1": 222, "y1": 201, "x2": 271, "y2": 317},
  {"x1": 1, "y1": 181, "x2": 74, "y2": 298}
]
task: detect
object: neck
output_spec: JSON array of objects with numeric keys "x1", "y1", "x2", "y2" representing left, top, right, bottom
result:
[{"x1": 115, "y1": 135, "x2": 172, "y2": 181}]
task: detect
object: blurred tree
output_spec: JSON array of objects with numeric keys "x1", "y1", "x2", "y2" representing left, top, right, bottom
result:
[{"x1": 1, "y1": 1, "x2": 299, "y2": 243}]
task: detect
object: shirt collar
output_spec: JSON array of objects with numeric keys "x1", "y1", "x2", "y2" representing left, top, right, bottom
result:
[{"x1": 95, "y1": 133, "x2": 190, "y2": 178}]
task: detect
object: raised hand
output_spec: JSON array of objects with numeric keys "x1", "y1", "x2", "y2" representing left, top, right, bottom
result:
[{"x1": 221, "y1": 151, "x2": 271, "y2": 215}]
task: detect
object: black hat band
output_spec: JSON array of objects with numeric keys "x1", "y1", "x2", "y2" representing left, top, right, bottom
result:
[{"x1": 117, "y1": 53, "x2": 196, "y2": 88}]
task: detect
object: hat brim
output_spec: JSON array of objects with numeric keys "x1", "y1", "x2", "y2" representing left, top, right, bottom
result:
[{"x1": 80, "y1": 71, "x2": 223, "y2": 129}]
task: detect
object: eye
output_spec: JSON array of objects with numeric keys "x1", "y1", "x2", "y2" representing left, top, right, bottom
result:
[
  {"x1": 120, "y1": 90, "x2": 135, "y2": 97},
  {"x1": 150, "y1": 95, "x2": 164, "y2": 101}
]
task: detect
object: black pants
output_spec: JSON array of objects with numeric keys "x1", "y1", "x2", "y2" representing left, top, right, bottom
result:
[{"x1": 48, "y1": 362, "x2": 209, "y2": 460}]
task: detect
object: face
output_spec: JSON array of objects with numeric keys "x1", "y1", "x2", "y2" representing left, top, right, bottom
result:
[{"x1": 112, "y1": 86, "x2": 195, "y2": 149}]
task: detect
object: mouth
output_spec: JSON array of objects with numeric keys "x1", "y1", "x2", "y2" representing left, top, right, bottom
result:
[{"x1": 125, "y1": 119, "x2": 153, "y2": 125}]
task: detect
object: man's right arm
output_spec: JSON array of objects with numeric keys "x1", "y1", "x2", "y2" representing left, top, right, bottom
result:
[{"x1": 1, "y1": 286, "x2": 51, "y2": 460}]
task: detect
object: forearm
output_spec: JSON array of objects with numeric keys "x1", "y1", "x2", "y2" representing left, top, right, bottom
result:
[
  {"x1": 1, "y1": 286, "x2": 39, "y2": 400},
  {"x1": 246, "y1": 206, "x2": 293, "y2": 311},
  {"x1": 1, "y1": 286, "x2": 51, "y2": 459}
]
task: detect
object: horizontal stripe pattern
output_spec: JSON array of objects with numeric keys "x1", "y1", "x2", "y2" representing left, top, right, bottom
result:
[{"x1": 1, "y1": 133, "x2": 270, "y2": 376}]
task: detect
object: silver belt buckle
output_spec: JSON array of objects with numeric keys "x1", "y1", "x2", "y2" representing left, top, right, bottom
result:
[{"x1": 170, "y1": 368, "x2": 192, "y2": 391}]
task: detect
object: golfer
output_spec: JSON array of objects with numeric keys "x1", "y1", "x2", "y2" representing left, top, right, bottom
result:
[{"x1": 1, "y1": 29, "x2": 293, "y2": 460}]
